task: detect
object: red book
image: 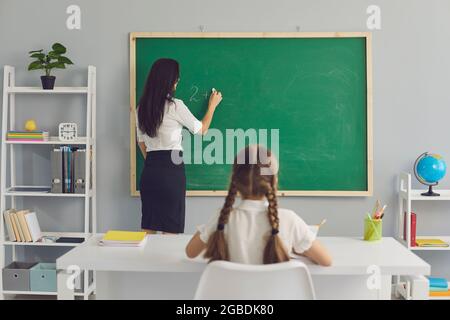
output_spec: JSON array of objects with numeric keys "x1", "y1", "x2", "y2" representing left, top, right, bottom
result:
[{"x1": 404, "y1": 211, "x2": 417, "y2": 246}]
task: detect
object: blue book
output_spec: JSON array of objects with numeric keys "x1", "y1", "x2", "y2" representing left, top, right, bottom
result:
[
  {"x1": 430, "y1": 286, "x2": 449, "y2": 292},
  {"x1": 429, "y1": 277, "x2": 448, "y2": 289}
]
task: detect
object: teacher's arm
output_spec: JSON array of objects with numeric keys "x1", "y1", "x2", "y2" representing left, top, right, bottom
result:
[
  {"x1": 200, "y1": 90, "x2": 222, "y2": 135},
  {"x1": 186, "y1": 231, "x2": 207, "y2": 258}
]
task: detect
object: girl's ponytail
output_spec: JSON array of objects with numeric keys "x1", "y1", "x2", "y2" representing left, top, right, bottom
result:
[
  {"x1": 263, "y1": 183, "x2": 290, "y2": 264},
  {"x1": 204, "y1": 180, "x2": 237, "y2": 262}
]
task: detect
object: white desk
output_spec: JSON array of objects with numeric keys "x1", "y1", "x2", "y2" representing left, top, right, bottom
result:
[{"x1": 56, "y1": 235, "x2": 430, "y2": 300}]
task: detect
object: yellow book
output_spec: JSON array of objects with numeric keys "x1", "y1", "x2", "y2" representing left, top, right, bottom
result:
[
  {"x1": 430, "y1": 290, "x2": 450, "y2": 297},
  {"x1": 416, "y1": 239, "x2": 449, "y2": 247},
  {"x1": 9, "y1": 212, "x2": 20, "y2": 241},
  {"x1": 102, "y1": 230, "x2": 146, "y2": 243},
  {"x1": 11, "y1": 212, "x2": 24, "y2": 242},
  {"x1": 17, "y1": 210, "x2": 32, "y2": 242}
]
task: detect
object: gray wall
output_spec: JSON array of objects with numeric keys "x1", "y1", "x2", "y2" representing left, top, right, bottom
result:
[{"x1": 1, "y1": 0, "x2": 450, "y2": 278}]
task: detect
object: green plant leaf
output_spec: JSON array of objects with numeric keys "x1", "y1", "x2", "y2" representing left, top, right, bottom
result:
[
  {"x1": 47, "y1": 51, "x2": 61, "y2": 59},
  {"x1": 30, "y1": 53, "x2": 45, "y2": 60},
  {"x1": 47, "y1": 62, "x2": 66, "y2": 69},
  {"x1": 28, "y1": 61, "x2": 44, "y2": 71},
  {"x1": 58, "y1": 56, "x2": 74, "y2": 65},
  {"x1": 28, "y1": 49, "x2": 43, "y2": 54},
  {"x1": 51, "y1": 43, "x2": 66, "y2": 54}
]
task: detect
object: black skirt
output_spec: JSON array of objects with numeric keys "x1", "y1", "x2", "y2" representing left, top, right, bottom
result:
[{"x1": 139, "y1": 150, "x2": 186, "y2": 233}]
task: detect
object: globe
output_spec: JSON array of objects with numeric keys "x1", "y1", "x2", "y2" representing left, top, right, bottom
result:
[{"x1": 414, "y1": 152, "x2": 447, "y2": 196}]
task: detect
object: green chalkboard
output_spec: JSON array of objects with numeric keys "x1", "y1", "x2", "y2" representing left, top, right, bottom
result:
[{"x1": 130, "y1": 33, "x2": 372, "y2": 196}]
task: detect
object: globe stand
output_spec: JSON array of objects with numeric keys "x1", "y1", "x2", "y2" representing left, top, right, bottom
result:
[
  {"x1": 421, "y1": 185, "x2": 440, "y2": 197},
  {"x1": 414, "y1": 152, "x2": 445, "y2": 197}
]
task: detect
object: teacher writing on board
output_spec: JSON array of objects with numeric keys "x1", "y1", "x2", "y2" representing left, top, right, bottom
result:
[{"x1": 136, "y1": 58, "x2": 222, "y2": 234}]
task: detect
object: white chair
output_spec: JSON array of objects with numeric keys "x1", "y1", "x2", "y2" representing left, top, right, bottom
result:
[{"x1": 194, "y1": 260, "x2": 315, "y2": 300}]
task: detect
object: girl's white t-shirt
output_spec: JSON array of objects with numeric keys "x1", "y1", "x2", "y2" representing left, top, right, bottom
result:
[
  {"x1": 197, "y1": 199, "x2": 316, "y2": 265},
  {"x1": 136, "y1": 98, "x2": 202, "y2": 151}
]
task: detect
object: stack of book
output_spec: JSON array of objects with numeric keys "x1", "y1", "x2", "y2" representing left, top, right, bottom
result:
[
  {"x1": 3, "y1": 209, "x2": 42, "y2": 242},
  {"x1": 416, "y1": 238, "x2": 449, "y2": 248},
  {"x1": 403, "y1": 212, "x2": 449, "y2": 247},
  {"x1": 7, "y1": 130, "x2": 49, "y2": 142},
  {"x1": 99, "y1": 230, "x2": 147, "y2": 247},
  {"x1": 429, "y1": 277, "x2": 450, "y2": 297},
  {"x1": 3, "y1": 209, "x2": 85, "y2": 244}
]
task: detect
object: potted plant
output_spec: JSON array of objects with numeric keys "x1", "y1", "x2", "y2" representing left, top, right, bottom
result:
[{"x1": 28, "y1": 43, "x2": 74, "y2": 90}]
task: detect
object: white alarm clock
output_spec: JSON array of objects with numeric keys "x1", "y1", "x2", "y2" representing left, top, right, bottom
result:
[{"x1": 58, "y1": 123, "x2": 78, "y2": 141}]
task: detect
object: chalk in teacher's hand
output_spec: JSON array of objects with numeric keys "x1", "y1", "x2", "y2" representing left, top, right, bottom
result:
[{"x1": 212, "y1": 88, "x2": 216, "y2": 93}]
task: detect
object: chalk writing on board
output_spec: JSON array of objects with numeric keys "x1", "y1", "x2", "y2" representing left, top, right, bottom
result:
[
  {"x1": 189, "y1": 85, "x2": 209, "y2": 102},
  {"x1": 189, "y1": 85, "x2": 199, "y2": 102}
]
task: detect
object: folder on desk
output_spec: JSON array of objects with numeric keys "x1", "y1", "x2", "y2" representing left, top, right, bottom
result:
[{"x1": 51, "y1": 149, "x2": 62, "y2": 193}]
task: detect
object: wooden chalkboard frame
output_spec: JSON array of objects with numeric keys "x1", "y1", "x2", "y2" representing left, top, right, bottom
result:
[{"x1": 130, "y1": 32, "x2": 373, "y2": 197}]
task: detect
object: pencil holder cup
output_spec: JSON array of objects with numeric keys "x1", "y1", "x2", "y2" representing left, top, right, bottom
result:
[{"x1": 364, "y1": 216, "x2": 382, "y2": 241}]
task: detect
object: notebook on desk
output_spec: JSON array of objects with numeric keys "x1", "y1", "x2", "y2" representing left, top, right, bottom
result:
[{"x1": 99, "y1": 230, "x2": 147, "y2": 247}]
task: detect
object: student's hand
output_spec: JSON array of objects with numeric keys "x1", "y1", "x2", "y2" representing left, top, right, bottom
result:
[
  {"x1": 208, "y1": 90, "x2": 223, "y2": 109},
  {"x1": 186, "y1": 231, "x2": 207, "y2": 258}
]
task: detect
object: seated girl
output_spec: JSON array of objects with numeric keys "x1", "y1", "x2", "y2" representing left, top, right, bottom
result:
[{"x1": 186, "y1": 145, "x2": 332, "y2": 266}]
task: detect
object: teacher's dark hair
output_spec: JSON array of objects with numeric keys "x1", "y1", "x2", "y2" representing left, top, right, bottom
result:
[{"x1": 137, "y1": 58, "x2": 180, "y2": 137}]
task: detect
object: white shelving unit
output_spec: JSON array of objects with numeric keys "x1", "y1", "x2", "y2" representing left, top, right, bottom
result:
[
  {"x1": 3, "y1": 288, "x2": 94, "y2": 297},
  {"x1": 397, "y1": 172, "x2": 450, "y2": 300},
  {"x1": 5, "y1": 137, "x2": 90, "y2": 145},
  {"x1": 6, "y1": 87, "x2": 89, "y2": 94},
  {"x1": 0, "y1": 65, "x2": 97, "y2": 300},
  {"x1": 4, "y1": 186, "x2": 93, "y2": 197},
  {"x1": 3, "y1": 232, "x2": 89, "y2": 247}
]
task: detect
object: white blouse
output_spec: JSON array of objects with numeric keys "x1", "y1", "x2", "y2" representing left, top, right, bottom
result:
[
  {"x1": 197, "y1": 199, "x2": 316, "y2": 265},
  {"x1": 136, "y1": 98, "x2": 202, "y2": 151}
]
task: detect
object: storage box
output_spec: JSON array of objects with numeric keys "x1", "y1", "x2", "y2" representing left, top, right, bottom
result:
[
  {"x1": 30, "y1": 263, "x2": 57, "y2": 292},
  {"x1": 2, "y1": 261, "x2": 37, "y2": 291}
]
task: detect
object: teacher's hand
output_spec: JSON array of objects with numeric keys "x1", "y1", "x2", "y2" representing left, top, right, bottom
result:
[{"x1": 208, "y1": 90, "x2": 223, "y2": 109}]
